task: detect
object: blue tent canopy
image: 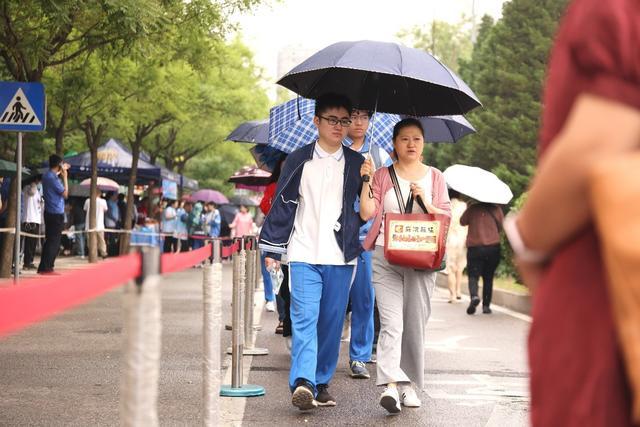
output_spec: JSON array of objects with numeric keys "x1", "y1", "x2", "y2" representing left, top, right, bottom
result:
[{"x1": 59, "y1": 139, "x2": 162, "y2": 184}]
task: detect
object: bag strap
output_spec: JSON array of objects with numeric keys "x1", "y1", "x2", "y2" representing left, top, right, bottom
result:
[
  {"x1": 388, "y1": 165, "x2": 405, "y2": 214},
  {"x1": 389, "y1": 165, "x2": 429, "y2": 214}
]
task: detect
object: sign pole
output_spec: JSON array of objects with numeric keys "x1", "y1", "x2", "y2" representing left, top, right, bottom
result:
[{"x1": 14, "y1": 131, "x2": 22, "y2": 283}]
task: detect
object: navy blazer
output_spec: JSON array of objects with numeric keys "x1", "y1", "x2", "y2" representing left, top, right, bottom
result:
[{"x1": 259, "y1": 142, "x2": 365, "y2": 263}]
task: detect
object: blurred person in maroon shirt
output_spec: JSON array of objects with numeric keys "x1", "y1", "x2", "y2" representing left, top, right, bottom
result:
[{"x1": 502, "y1": 0, "x2": 640, "y2": 425}]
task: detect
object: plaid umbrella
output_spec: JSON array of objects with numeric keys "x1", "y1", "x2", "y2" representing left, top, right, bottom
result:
[
  {"x1": 268, "y1": 97, "x2": 398, "y2": 154},
  {"x1": 268, "y1": 98, "x2": 475, "y2": 154}
]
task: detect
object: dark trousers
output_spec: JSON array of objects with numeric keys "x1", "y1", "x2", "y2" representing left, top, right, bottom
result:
[
  {"x1": 179, "y1": 239, "x2": 189, "y2": 252},
  {"x1": 22, "y1": 222, "x2": 40, "y2": 267},
  {"x1": 38, "y1": 212, "x2": 64, "y2": 273},
  {"x1": 467, "y1": 244, "x2": 501, "y2": 308},
  {"x1": 163, "y1": 236, "x2": 177, "y2": 253},
  {"x1": 278, "y1": 264, "x2": 291, "y2": 337}
]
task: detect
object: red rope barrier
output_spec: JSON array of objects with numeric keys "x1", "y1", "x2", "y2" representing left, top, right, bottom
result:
[
  {"x1": 221, "y1": 241, "x2": 241, "y2": 258},
  {"x1": 160, "y1": 244, "x2": 212, "y2": 275},
  {"x1": 0, "y1": 254, "x2": 141, "y2": 337}
]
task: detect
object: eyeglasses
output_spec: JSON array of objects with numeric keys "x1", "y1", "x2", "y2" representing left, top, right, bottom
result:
[
  {"x1": 319, "y1": 116, "x2": 352, "y2": 127},
  {"x1": 350, "y1": 114, "x2": 370, "y2": 122}
]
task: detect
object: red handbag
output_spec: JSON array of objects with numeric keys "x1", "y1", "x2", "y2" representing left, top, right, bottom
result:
[{"x1": 383, "y1": 166, "x2": 450, "y2": 270}]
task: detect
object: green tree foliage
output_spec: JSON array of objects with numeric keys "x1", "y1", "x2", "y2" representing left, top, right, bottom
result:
[
  {"x1": 398, "y1": 18, "x2": 473, "y2": 73},
  {"x1": 412, "y1": 1, "x2": 568, "y2": 199}
]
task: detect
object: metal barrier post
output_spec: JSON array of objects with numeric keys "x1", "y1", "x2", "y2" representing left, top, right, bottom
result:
[
  {"x1": 120, "y1": 246, "x2": 162, "y2": 427},
  {"x1": 243, "y1": 236, "x2": 268, "y2": 356},
  {"x1": 203, "y1": 240, "x2": 222, "y2": 426},
  {"x1": 220, "y1": 237, "x2": 265, "y2": 397}
]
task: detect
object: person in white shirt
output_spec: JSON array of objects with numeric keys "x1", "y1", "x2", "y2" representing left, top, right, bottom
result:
[
  {"x1": 84, "y1": 194, "x2": 108, "y2": 258},
  {"x1": 22, "y1": 178, "x2": 43, "y2": 269},
  {"x1": 262, "y1": 93, "x2": 365, "y2": 410},
  {"x1": 162, "y1": 199, "x2": 178, "y2": 253}
]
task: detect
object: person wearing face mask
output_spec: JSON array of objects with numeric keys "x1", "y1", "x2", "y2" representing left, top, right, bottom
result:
[
  {"x1": 359, "y1": 118, "x2": 451, "y2": 415},
  {"x1": 38, "y1": 154, "x2": 69, "y2": 274}
]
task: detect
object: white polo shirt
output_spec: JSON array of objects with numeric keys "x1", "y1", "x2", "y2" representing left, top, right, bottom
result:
[
  {"x1": 287, "y1": 144, "x2": 356, "y2": 265},
  {"x1": 22, "y1": 184, "x2": 42, "y2": 224}
]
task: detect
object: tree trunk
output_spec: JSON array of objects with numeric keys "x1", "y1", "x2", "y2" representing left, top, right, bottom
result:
[
  {"x1": 55, "y1": 108, "x2": 68, "y2": 157},
  {"x1": 87, "y1": 146, "x2": 99, "y2": 263},
  {"x1": 119, "y1": 139, "x2": 141, "y2": 254},
  {"x1": 0, "y1": 176, "x2": 18, "y2": 278}
]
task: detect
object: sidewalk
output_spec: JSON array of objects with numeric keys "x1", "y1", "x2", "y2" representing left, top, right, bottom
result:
[{"x1": 226, "y1": 287, "x2": 531, "y2": 426}]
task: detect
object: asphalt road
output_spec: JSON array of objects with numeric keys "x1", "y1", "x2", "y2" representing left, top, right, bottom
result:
[
  {"x1": 0, "y1": 260, "x2": 530, "y2": 426},
  {"x1": 240, "y1": 287, "x2": 531, "y2": 426}
]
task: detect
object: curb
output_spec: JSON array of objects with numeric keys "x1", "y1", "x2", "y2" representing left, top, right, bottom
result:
[{"x1": 436, "y1": 273, "x2": 531, "y2": 315}]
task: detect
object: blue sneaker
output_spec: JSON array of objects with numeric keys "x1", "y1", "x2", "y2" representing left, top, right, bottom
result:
[{"x1": 350, "y1": 360, "x2": 370, "y2": 379}]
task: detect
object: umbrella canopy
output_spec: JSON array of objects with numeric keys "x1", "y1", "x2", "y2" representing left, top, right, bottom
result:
[
  {"x1": 228, "y1": 165, "x2": 272, "y2": 187},
  {"x1": 0, "y1": 159, "x2": 30, "y2": 178},
  {"x1": 268, "y1": 97, "x2": 476, "y2": 154},
  {"x1": 59, "y1": 139, "x2": 161, "y2": 184},
  {"x1": 80, "y1": 177, "x2": 120, "y2": 192},
  {"x1": 443, "y1": 165, "x2": 513, "y2": 205},
  {"x1": 277, "y1": 40, "x2": 481, "y2": 116},
  {"x1": 226, "y1": 119, "x2": 269, "y2": 144},
  {"x1": 250, "y1": 144, "x2": 287, "y2": 172},
  {"x1": 190, "y1": 189, "x2": 229, "y2": 204},
  {"x1": 229, "y1": 195, "x2": 259, "y2": 207}
]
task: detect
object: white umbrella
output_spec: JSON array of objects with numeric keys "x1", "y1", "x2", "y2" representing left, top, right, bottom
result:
[
  {"x1": 443, "y1": 164, "x2": 513, "y2": 205},
  {"x1": 80, "y1": 177, "x2": 120, "y2": 193}
]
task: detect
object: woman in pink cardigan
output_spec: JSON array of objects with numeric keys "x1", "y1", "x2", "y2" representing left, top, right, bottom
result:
[{"x1": 359, "y1": 118, "x2": 451, "y2": 415}]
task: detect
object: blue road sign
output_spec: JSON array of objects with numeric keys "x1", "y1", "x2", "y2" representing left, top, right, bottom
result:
[{"x1": 0, "y1": 82, "x2": 46, "y2": 132}]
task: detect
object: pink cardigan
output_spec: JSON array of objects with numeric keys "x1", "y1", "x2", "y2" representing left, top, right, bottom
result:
[{"x1": 362, "y1": 166, "x2": 452, "y2": 251}]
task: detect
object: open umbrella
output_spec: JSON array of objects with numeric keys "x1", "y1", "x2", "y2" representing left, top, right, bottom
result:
[
  {"x1": 190, "y1": 189, "x2": 229, "y2": 204},
  {"x1": 250, "y1": 144, "x2": 287, "y2": 172},
  {"x1": 443, "y1": 165, "x2": 513, "y2": 205},
  {"x1": 80, "y1": 177, "x2": 120, "y2": 192},
  {"x1": 226, "y1": 119, "x2": 269, "y2": 144},
  {"x1": 0, "y1": 159, "x2": 30, "y2": 178},
  {"x1": 267, "y1": 97, "x2": 476, "y2": 154},
  {"x1": 228, "y1": 165, "x2": 271, "y2": 187},
  {"x1": 277, "y1": 40, "x2": 481, "y2": 116},
  {"x1": 229, "y1": 195, "x2": 259, "y2": 207}
]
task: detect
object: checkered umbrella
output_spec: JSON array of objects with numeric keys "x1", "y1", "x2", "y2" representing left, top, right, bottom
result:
[
  {"x1": 268, "y1": 98, "x2": 475, "y2": 154},
  {"x1": 268, "y1": 97, "x2": 398, "y2": 154}
]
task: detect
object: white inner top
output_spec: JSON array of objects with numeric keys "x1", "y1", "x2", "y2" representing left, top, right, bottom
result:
[
  {"x1": 376, "y1": 169, "x2": 432, "y2": 247},
  {"x1": 288, "y1": 144, "x2": 356, "y2": 265}
]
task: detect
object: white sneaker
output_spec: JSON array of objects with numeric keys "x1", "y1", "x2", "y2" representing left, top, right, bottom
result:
[
  {"x1": 379, "y1": 387, "x2": 401, "y2": 414},
  {"x1": 285, "y1": 337, "x2": 292, "y2": 354},
  {"x1": 400, "y1": 385, "x2": 421, "y2": 407},
  {"x1": 265, "y1": 301, "x2": 275, "y2": 312}
]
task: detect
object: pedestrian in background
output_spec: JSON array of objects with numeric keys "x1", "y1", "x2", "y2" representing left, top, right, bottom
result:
[
  {"x1": 21, "y1": 176, "x2": 42, "y2": 270},
  {"x1": 162, "y1": 199, "x2": 178, "y2": 253},
  {"x1": 445, "y1": 190, "x2": 467, "y2": 303},
  {"x1": 38, "y1": 154, "x2": 68, "y2": 274},
  {"x1": 230, "y1": 204, "x2": 255, "y2": 238},
  {"x1": 84, "y1": 192, "x2": 108, "y2": 258},
  {"x1": 177, "y1": 201, "x2": 190, "y2": 252},
  {"x1": 359, "y1": 118, "x2": 451, "y2": 415},
  {"x1": 461, "y1": 202, "x2": 504, "y2": 315}
]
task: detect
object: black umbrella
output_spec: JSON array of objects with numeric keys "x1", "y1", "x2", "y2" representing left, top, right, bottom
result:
[
  {"x1": 228, "y1": 195, "x2": 258, "y2": 207},
  {"x1": 277, "y1": 40, "x2": 481, "y2": 116},
  {"x1": 226, "y1": 119, "x2": 269, "y2": 144}
]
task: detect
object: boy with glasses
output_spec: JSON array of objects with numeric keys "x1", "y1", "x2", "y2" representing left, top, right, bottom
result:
[{"x1": 260, "y1": 93, "x2": 365, "y2": 410}]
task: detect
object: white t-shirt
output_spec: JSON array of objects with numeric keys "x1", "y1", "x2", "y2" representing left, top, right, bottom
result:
[
  {"x1": 22, "y1": 184, "x2": 42, "y2": 224},
  {"x1": 84, "y1": 197, "x2": 108, "y2": 231},
  {"x1": 376, "y1": 169, "x2": 433, "y2": 247},
  {"x1": 287, "y1": 144, "x2": 356, "y2": 265}
]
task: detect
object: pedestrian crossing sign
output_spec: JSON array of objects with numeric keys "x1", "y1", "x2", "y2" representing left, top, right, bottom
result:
[{"x1": 0, "y1": 82, "x2": 46, "y2": 132}]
